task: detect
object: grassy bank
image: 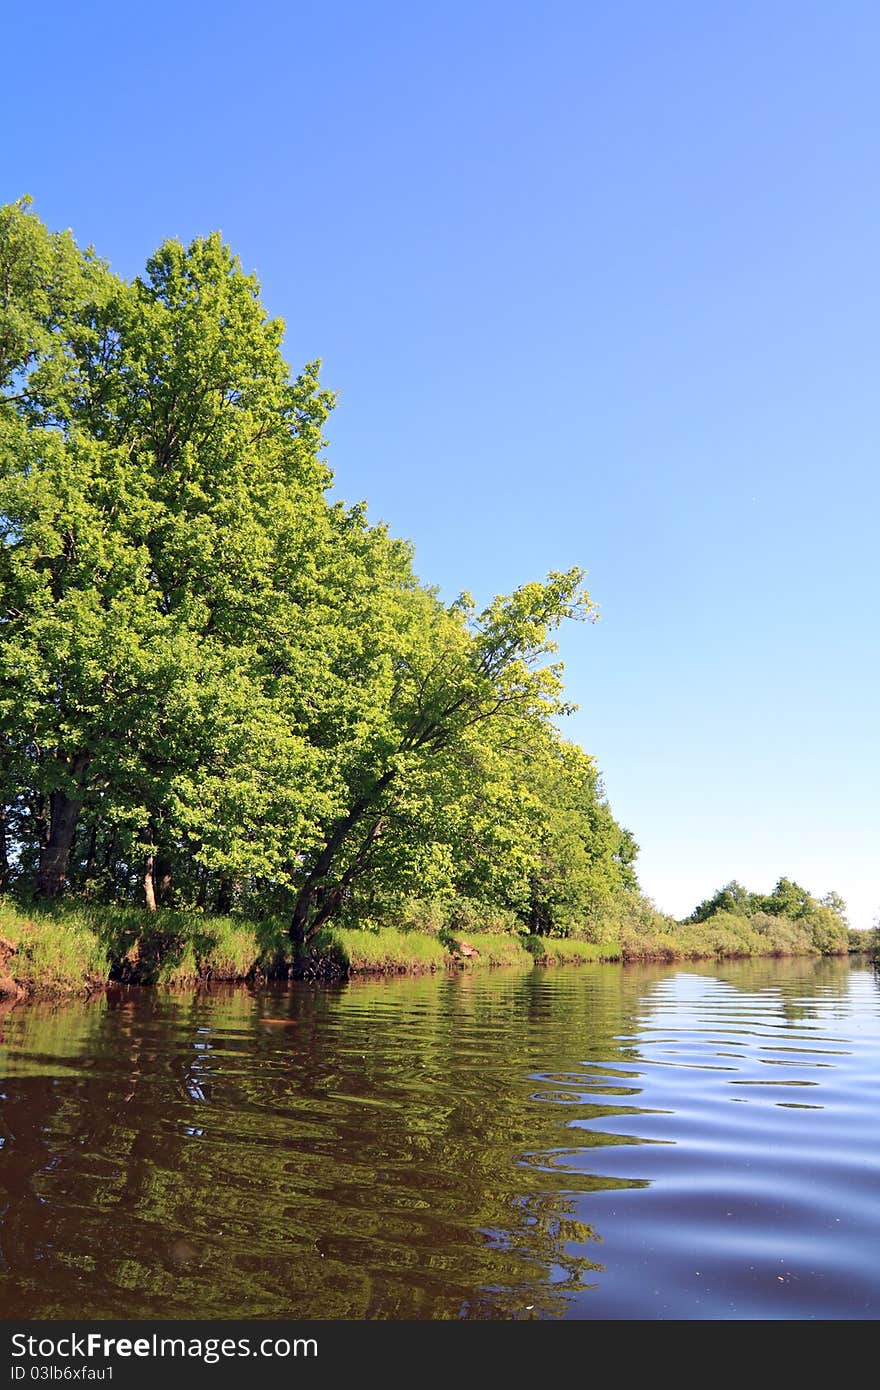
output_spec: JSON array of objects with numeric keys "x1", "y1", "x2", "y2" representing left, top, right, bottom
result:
[
  {"x1": 0, "y1": 896, "x2": 856, "y2": 999},
  {"x1": 0, "y1": 900, "x2": 109, "y2": 997},
  {"x1": 0, "y1": 899, "x2": 287, "y2": 998},
  {"x1": 525, "y1": 937, "x2": 622, "y2": 964},
  {"x1": 301, "y1": 926, "x2": 449, "y2": 978}
]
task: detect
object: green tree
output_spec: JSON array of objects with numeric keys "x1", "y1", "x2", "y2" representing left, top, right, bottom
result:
[
  {"x1": 762, "y1": 877, "x2": 814, "y2": 920},
  {"x1": 1, "y1": 199, "x2": 642, "y2": 952},
  {"x1": 686, "y1": 880, "x2": 759, "y2": 923},
  {"x1": 819, "y1": 890, "x2": 848, "y2": 925},
  {"x1": 1, "y1": 203, "x2": 337, "y2": 902},
  {"x1": 287, "y1": 569, "x2": 596, "y2": 944}
]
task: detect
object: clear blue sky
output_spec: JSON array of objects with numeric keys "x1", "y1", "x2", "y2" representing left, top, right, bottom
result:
[{"x1": 5, "y1": 2, "x2": 878, "y2": 926}]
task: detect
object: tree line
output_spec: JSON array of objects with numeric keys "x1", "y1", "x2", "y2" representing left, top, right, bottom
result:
[
  {"x1": 684, "y1": 876, "x2": 851, "y2": 954},
  {"x1": 0, "y1": 198, "x2": 643, "y2": 946}
]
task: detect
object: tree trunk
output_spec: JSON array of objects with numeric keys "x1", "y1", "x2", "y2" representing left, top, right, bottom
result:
[
  {"x1": 155, "y1": 857, "x2": 174, "y2": 908},
  {"x1": 0, "y1": 805, "x2": 9, "y2": 892},
  {"x1": 290, "y1": 894, "x2": 310, "y2": 951},
  {"x1": 35, "y1": 792, "x2": 84, "y2": 899},
  {"x1": 34, "y1": 753, "x2": 90, "y2": 900},
  {"x1": 34, "y1": 795, "x2": 48, "y2": 862},
  {"x1": 144, "y1": 851, "x2": 157, "y2": 912},
  {"x1": 81, "y1": 819, "x2": 98, "y2": 883},
  {"x1": 290, "y1": 798, "x2": 391, "y2": 947}
]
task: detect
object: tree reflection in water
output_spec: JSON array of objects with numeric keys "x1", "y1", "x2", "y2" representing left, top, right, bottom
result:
[{"x1": 0, "y1": 955, "x2": 872, "y2": 1319}]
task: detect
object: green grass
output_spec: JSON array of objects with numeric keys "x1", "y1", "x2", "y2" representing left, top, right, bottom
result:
[
  {"x1": 304, "y1": 926, "x2": 448, "y2": 976},
  {"x1": 525, "y1": 936, "x2": 622, "y2": 964},
  {"x1": 442, "y1": 931, "x2": 533, "y2": 967},
  {"x1": 0, "y1": 899, "x2": 289, "y2": 995},
  {"x1": 0, "y1": 899, "x2": 109, "y2": 994},
  {"x1": 300, "y1": 926, "x2": 534, "y2": 976},
  {"x1": 142, "y1": 915, "x2": 280, "y2": 986}
]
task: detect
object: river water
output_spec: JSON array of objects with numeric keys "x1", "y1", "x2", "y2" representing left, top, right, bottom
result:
[{"x1": 0, "y1": 956, "x2": 877, "y2": 1320}]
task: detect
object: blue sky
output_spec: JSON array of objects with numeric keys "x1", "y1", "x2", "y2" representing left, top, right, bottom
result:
[{"x1": 5, "y1": 2, "x2": 878, "y2": 925}]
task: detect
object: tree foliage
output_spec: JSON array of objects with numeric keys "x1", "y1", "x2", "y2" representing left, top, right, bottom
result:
[
  {"x1": 684, "y1": 876, "x2": 849, "y2": 955},
  {"x1": 1, "y1": 199, "x2": 647, "y2": 944}
]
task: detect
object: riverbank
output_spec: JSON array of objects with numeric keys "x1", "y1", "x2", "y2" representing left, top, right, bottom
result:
[{"x1": 0, "y1": 898, "x2": 863, "y2": 999}]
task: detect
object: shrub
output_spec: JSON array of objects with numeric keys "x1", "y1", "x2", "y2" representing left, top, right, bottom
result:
[{"x1": 807, "y1": 906, "x2": 849, "y2": 956}]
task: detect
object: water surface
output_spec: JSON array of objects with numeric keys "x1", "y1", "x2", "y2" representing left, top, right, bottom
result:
[{"x1": 1, "y1": 957, "x2": 877, "y2": 1319}]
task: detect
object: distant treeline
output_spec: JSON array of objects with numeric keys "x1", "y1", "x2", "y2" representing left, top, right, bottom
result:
[{"x1": 676, "y1": 876, "x2": 853, "y2": 957}]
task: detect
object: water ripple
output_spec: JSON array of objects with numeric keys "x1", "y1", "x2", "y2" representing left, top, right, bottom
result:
[{"x1": 0, "y1": 957, "x2": 877, "y2": 1318}]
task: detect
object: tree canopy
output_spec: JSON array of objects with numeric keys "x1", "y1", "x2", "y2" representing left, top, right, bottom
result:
[{"x1": 1, "y1": 198, "x2": 648, "y2": 944}]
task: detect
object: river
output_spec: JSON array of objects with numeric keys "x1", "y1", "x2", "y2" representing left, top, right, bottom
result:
[{"x1": 1, "y1": 956, "x2": 877, "y2": 1319}]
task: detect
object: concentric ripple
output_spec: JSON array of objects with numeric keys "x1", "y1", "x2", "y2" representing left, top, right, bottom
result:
[{"x1": 0, "y1": 956, "x2": 877, "y2": 1319}]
